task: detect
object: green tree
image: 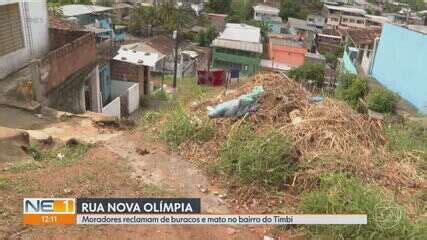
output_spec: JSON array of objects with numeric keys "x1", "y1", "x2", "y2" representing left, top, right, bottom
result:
[
  {"x1": 227, "y1": 0, "x2": 253, "y2": 23},
  {"x1": 197, "y1": 30, "x2": 208, "y2": 46},
  {"x1": 279, "y1": 0, "x2": 302, "y2": 20},
  {"x1": 129, "y1": 6, "x2": 158, "y2": 36},
  {"x1": 206, "y1": 0, "x2": 231, "y2": 14},
  {"x1": 289, "y1": 63, "x2": 325, "y2": 88}
]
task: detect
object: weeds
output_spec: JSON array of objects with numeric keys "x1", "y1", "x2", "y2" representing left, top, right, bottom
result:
[
  {"x1": 335, "y1": 73, "x2": 368, "y2": 111},
  {"x1": 142, "y1": 183, "x2": 178, "y2": 197},
  {"x1": 219, "y1": 123, "x2": 296, "y2": 187},
  {"x1": 0, "y1": 176, "x2": 9, "y2": 189},
  {"x1": 384, "y1": 122, "x2": 427, "y2": 167},
  {"x1": 367, "y1": 87, "x2": 399, "y2": 113},
  {"x1": 151, "y1": 89, "x2": 169, "y2": 101},
  {"x1": 6, "y1": 160, "x2": 42, "y2": 173},
  {"x1": 160, "y1": 106, "x2": 214, "y2": 148},
  {"x1": 48, "y1": 143, "x2": 90, "y2": 166},
  {"x1": 28, "y1": 144, "x2": 43, "y2": 161},
  {"x1": 299, "y1": 173, "x2": 417, "y2": 239}
]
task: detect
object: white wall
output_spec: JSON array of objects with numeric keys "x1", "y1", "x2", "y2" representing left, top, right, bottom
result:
[
  {"x1": 110, "y1": 80, "x2": 139, "y2": 114},
  {"x1": 0, "y1": 0, "x2": 49, "y2": 79},
  {"x1": 127, "y1": 83, "x2": 139, "y2": 114},
  {"x1": 102, "y1": 97, "x2": 121, "y2": 118},
  {"x1": 111, "y1": 80, "x2": 134, "y2": 99}
]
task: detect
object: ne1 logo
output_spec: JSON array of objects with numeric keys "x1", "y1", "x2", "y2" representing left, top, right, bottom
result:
[{"x1": 24, "y1": 198, "x2": 75, "y2": 214}]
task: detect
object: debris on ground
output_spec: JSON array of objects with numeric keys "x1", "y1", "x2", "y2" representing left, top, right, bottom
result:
[
  {"x1": 178, "y1": 73, "x2": 424, "y2": 210},
  {"x1": 207, "y1": 86, "x2": 264, "y2": 118},
  {"x1": 136, "y1": 147, "x2": 150, "y2": 155}
]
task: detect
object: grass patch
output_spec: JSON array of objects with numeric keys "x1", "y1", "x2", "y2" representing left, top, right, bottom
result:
[
  {"x1": 47, "y1": 143, "x2": 90, "y2": 166},
  {"x1": 160, "y1": 106, "x2": 214, "y2": 148},
  {"x1": 162, "y1": 75, "x2": 216, "y2": 105},
  {"x1": 0, "y1": 176, "x2": 9, "y2": 189},
  {"x1": 219, "y1": 123, "x2": 296, "y2": 187},
  {"x1": 299, "y1": 173, "x2": 418, "y2": 239},
  {"x1": 142, "y1": 183, "x2": 177, "y2": 197},
  {"x1": 28, "y1": 144, "x2": 43, "y2": 161},
  {"x1": 12, "y1": 178, "x2": 32, "y2": 194},
  {"x1": 151, "y1": 88, "x2": 169, "y2": 101},
  {"x1": 73, "y1": 172, "x2": 97, "y2": 184},
  {"x1": 6, "y1": 160, "x2": 42, "y2": 173},
  {"x1": 384, "y1": 122, "x2": 427, "y2": 167}
]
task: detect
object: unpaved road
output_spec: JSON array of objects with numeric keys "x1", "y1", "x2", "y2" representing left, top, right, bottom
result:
[
  {"x1": 7, "y1": 116, "x2": 265, "y2": 239},
  {"x1": 105, "y1": 131, "x2": 230, "y2": 214}
]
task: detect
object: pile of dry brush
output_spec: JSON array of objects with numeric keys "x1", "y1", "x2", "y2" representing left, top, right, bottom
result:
[{"x1": 179, "y1": 73, "x2": 423, "y2": 201}]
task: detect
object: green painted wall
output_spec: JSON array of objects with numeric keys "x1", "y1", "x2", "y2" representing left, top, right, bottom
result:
[
  {"x1": 212, "y1": 47, "x2": 262, "y2": 75},
  {"x1": 265, "y1": 20, "x2": 282, "y2": 34}
]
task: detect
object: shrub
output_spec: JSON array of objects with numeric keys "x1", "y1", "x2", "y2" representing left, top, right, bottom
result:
[
  {"x1": 367, "y1": 87, "x2": 399, "y2": 113},
  {"x1": 335, "y1": 74, "x2": 368, "y2": 111},
  {"x1": 160, "y1": 106, "x2": 214, "y2": 148},
  {"x1": 299, "y1": 173, "x2": 416, "y2": 239},
  {"x1": 151, "y1": 89, "x2": 169, "y2": 101},
  {"x1": 289, "y1": 63, "x2": 325, "y2": 88},
  {"x1": 219, "y1": 124, "x2": 296, "y2": 187}
]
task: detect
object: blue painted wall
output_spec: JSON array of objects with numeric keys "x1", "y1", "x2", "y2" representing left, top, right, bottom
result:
[
  {"x1": 99, "y1": 63, "x2": 111, "y2": 106},
  {"x1": 342, "y1": 51, "x2": 358, "y2": 74},
  {"x1": 371, "y1": 24, "x2": 427, "y2": 113},
  {"x1": 265, "y1": 20, "x2": 282, "y2": 34}
]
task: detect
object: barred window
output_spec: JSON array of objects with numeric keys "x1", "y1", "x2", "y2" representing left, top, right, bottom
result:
[{"x1": 0, "y1": 3, "x2": 24, "y2": 57}]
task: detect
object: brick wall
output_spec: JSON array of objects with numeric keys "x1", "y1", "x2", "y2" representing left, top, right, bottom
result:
[
  {"x1": 40, "y1": 29, "x2": 97, "y2": 94},
  {"x1": 110, "y1": 60, "x2": 147, "y2": 96},
  {"x1": 48, "y1": 28, "x2": 86, "y2": 51}
]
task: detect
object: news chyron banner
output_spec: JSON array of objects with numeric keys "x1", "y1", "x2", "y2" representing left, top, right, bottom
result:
[{"x1": 23, "y1": 198, "x2": 367, "y2": 225}]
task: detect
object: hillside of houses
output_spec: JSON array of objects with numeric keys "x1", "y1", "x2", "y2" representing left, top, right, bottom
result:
[{"x1": 0, "y1": 0, "x2": 426, "y2": 239}]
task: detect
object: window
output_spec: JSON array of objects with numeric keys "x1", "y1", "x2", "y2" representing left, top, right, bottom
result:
[
  {"x1": 349, "y1": 19, "x2": 355, "y2": 23},
  {"x1": 342, "y1": 18, "x2": 348, "y2": 23},
  {"x1": 0, "y1": 3, "x2": 24, "y2": 56},
  {"x1": 357, "y1": 20, "x2": 364, "y2": 24}
]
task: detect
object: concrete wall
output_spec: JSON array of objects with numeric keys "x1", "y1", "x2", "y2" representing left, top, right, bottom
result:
[
  {"x1": 45, "y1": 66, "x2": 90, "y2": 113},
  {"x1": 371, "y1": 24, "x2": 427, "y2": 113},
  {"x1": 111, "y1": 80, "x2": 139, "y2": 116},
  {"x1": 102, "y1": 97, "x2": 121, "y2": 118},
  {"x1": 39, "y1": 29, "x2": 97, "y2": 95},
  {"x1": 127, "y1": 83, "x2": 139, "y2": 114},
  {"x1": 0, "y1": 0, "x2": 49, "y2": 79}
]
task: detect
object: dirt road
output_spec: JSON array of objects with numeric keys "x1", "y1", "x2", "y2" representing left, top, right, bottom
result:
[{"x1": 0, "y1": 115, "x2": 266, "y2": 239}]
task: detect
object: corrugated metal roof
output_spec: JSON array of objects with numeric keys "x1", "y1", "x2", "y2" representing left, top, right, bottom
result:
[
  {"x1": 253, "y1": 5, "x2": 280, "y2": 14},
  {"x1": 287, "y1": 17, "x2": 319, "y2": 33},
  {"x1": 325, "y1": 4, "x2": 366, "y2": 15},
  {"x1": 212, "y1": 39, "x2": 263, "y2": 53},
  {"x1": 59, "y1": 5, "x2": 113, "y2": 17},
  {"x1": 218, "y1": 23, "x2": 261, "y2": 43}
]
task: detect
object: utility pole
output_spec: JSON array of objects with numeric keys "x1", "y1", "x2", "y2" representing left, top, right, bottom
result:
[{"x1": 173, "y1": 29, "x2": 179, "y2": 90}]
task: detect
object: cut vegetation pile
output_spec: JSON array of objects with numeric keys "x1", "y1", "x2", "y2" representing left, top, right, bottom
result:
[
  {"x1": 152, "y1": 73, "x2": 425, "y2": 238},
  {"x1": 176, "y1": 73, "x2": 424, "y2": 208}
]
